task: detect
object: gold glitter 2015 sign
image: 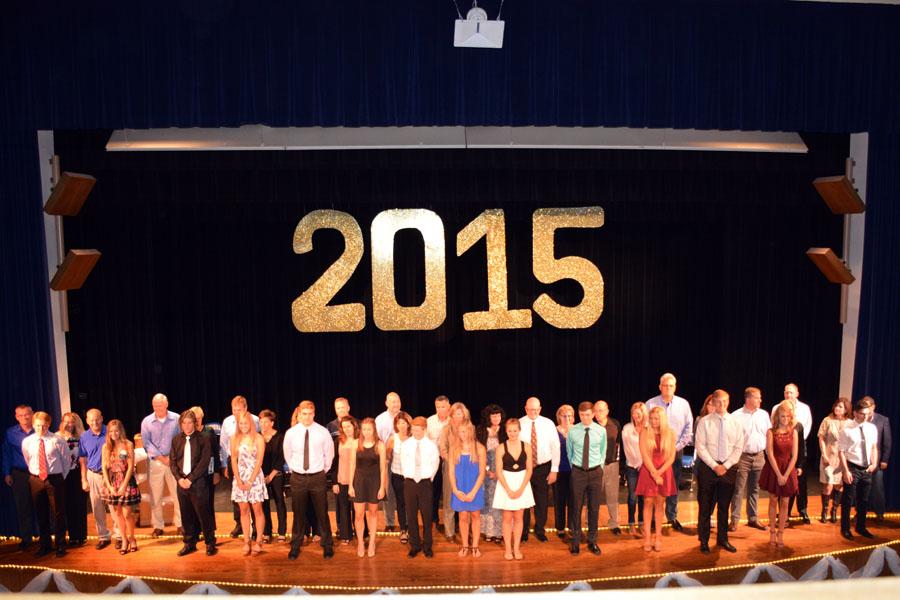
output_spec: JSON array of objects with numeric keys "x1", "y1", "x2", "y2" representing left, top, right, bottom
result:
[{"x1": 292, "y1": 207, "x2": 604, "y2": 332}]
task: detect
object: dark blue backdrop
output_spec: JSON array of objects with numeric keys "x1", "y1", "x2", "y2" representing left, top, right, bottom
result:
[{"x1": 1, "y1": 1, "x2": 898, "y2": 534}]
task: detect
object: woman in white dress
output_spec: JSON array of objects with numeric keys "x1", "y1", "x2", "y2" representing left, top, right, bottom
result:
[
  {"x1": 231, "y1": 411, "x2": 268, "y2": 556},
  {"x1": 491, "y1": 418, "x2": 534, "y2": 560}
]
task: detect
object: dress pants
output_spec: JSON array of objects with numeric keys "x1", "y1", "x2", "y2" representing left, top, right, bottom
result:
[
  {"x1": 623, "y1": 466, "x2": 644, "y2": 525},
  {"x1": 384, "y1": 472, "x2": 397, "y2": 528},
  {"x1": 289, "y1": 472, "x2": 333, "y2": 553},
  {"x1": 523, "y1": 461, "x2": 551, "y2": 537},
  {"x1": 553, "y1": 470, "x2": 572, "y2": 533},
  {"x1": 431, "y1": 459, "x2": 442, "y2": 524},
  {"x1": 570, "y1": 466, "x2": 603, "y2": 545},
  {"x1": 665, "y1": 450, "x2": 683, "y2": 522},
  {"x1": 335, "y1": 483, "x2": 353, "y2": 540},
  {"x1": 62, "y1": 471, "x2": 87, "y2": 542},
  {"x1": 148, "y1": 458, "x2": 182, "y2": 529},
  {"x1": 841, "y1": 463, "x2": 872, "y2": 533},
  {"x1": 30, "y1": 473, "x2": 66, "y2": 551},
  {"x1": 730, "y1": 451, "x2": 764, "y2": 524},
  {"x1": 11, "y1": 468, "x2": 35, "y2": 544},
  {"x1": 205, "y1": 473, "x2": 217, "y2": 530},
  {"x1": 177, "y1": 477, "x2": 216, "y2": 548},
  {"x1": 870, "y1": 468, "x2": 886, "y2": 518},
  {"x1": 403, "y1": 478, "x2": 433, "y2": 552},
  {"x1": 696, "y1": 461, "x2": 736, "y2": 545},
  {"x1": 390, "y1": 472, "x2": 408, "y2": 530},
  {"x1": 86, "y1": 470, "x2": 115, "y2": 541},
  {"x1": 440, "y1": 460, "x2": 456, "y2": 536},
  {"x1": 263, "y1": 473, "x2": 287, "y2": 538},
  {"x1": 599, "y1": 461, "x2": 620, "y2": 528}
]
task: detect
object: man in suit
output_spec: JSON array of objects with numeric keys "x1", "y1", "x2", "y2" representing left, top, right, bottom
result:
[
  {"x1": 170, "y1": 409, "x2": 217, "y2": 556},
  {"x1": 864, "y1": 397, "x2": 892, "y2": 522},
  {"x1": 21, "y1": 411, "x2": 70, "y2": 557},
  {"x1": 189, "y1": 406, "x2": 220, "y2": 531}
]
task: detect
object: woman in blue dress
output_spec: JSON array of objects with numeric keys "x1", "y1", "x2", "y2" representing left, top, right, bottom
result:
[{"x1": 449, "y1": 421, "x2": 486, "y2": 557}]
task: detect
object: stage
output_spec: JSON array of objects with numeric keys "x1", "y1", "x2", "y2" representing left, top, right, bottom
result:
[{"x1": 1, "y1": 498, "x2": 897, "y2": 594}]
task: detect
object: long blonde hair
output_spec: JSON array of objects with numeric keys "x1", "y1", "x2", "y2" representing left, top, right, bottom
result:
[
  {"x1": 450, "y1": 422, "x2": 479, "y2": 465},
  {"x1": 629, "y1": 402, "x2": 649, "y2": 431},
  {"x1": 231, "y1": 411, "x2": 258, "y2": 454},
  {"x1": 645, "y1": 406, "x2": 674, "y2": 456},
  {"x1": 58, "y1": 412, "x2": 85, "y2": 439},
  {"x1": 771, "y1": 400, "x2": 797, "y2": 430},
  {"x1": 102, "y1": 419, "x2": 131, "y2": 465}
]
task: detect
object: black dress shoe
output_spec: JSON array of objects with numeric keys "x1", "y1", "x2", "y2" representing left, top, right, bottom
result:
[
  {"x1": 288, "y1": 547, "x2": 300, "y2": 560},
  {"x1": 557, "y1": 531, "x2": 566, "y2": 539},
  {"x1": 699, "y1": 542, "x2": 710, "y2": 554},
  {"x1": 535, "y1": 531, "x2": 548, "y2": 542},
  {"x1": 55, "y1": 548, "x2": 67, "y2": 558},
  {"x1": 96, "y1": 539, "x2": 111, "y2": 550},
  {"x1": 323, "y1": 547, "x2": 334, "y2": 559},
  {"x1": 520, "y1": 533, "x2": 529, "y2": 542},
  {"x1": 34, "y1": 547, "x2": 52, "y2": 558},
  {"x1": 151, "y1": 528, "x2": 164, "y2": 538},
  {"x1": 670, "y1": 519, "x2": 684, "y2": 532},
  {"x1": 747, "y1": 520, "x2": 767, "y2": 531},
  {"x1": 611, "y1": 527, "x2": 622, "y2": 536},
  {"x1": 18, "y1": 541, "x2": 32, "y2": 552},
  {"x1": 570, "y1": 544, "x2": 579, "y2": 555},
  {"x1": 408, "y1": 548, "x2": 420, "y2": 558},
  {"x1": 176, "y1": 527, "x2": 184, "y2": 536},
  {"x1": 424, "y1": 548, "x2": 434, "y2": 558},
  {"x1": 855, "y1": 528, "x2": 874, "y2": 539},
  {"x1": 206, "y1": 545, "x2": 218, "y2": 556},
  {"x1": 588, "y1": 543, "x2": 601, "y2": 555},
  {"x1": 230, "y1": 526, "x2": 242, "y2": 538},
  {"x1": 841, "y1": 530, "x2": 854, "y2": 540},
  {"x1": 719, "y1": 542, "x2": 737, "y2": 553},
  {"x1": 800, "y1": 512, "x2": 811, "y2": 525},
  {"x1": 177, "y1": 545, "x2": 197, "y2": 557}
]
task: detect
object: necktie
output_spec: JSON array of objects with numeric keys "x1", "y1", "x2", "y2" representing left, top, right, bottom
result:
[
  {"x1": 582, "y1": 427, "x2": 590, "y2": 469},
  {"x1": 38, "y1": 438, "x2": 49, "y2": 481},
  {"x1": 414, "y1": 440, "x2": 422, "y2": 481},
  {"x1": 303, "y1": 429, "x2": 310, "y2": 471},
  {"x1": 183, "y1": 436, "x2": 192, "y2": 475},
  {"x1": 860, "y1": 425, "x2": 868, "y2": 467},
  {"x1": 531, "y1": 421, "x2": 538, "y2": 462},
  {"x1": 717, "y1": 416, "x2": 727, "y2": 462}
]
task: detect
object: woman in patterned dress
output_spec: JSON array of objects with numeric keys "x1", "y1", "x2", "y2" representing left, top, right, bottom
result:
[
  {"x1": 476, "y1": 405, "x2": 506, "y2": 544},
  {"x1": 101, "y1": 419, "x2": 141, "y2": 554},
  {"x1": 230, "y1": 411, "x2": 268, "y2": 556},
  {"x1": 817, "y1": 397, "x2": 851, "y2": 523}
]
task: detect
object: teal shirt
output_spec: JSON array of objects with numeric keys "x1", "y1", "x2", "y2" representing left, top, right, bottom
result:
[{"x1": 567, "y1": 422, "x2": 607, "y2": 469}]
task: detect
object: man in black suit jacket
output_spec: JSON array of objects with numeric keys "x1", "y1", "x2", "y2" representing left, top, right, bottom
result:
[
  {"x1": 865, "y1": 397, "x2": 892, "y2": 521},
  {"x1": 169, "y1": 409, "x2": 217, "y2": 556}
]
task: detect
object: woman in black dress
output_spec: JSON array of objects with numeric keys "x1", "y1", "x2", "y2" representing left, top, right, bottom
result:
[
  {"x1": 259, "y1": 409, "x2": 287, "y2": 543},
  {"x1": 348, "y1": 417, "x2": 387, "y2": 557}
]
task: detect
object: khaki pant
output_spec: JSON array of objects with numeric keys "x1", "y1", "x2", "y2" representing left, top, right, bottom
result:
[
  {"x1": 148, "y1": 458, "x2": 181, "y2": 529},
  {"x1": 599, "y1": 461, "x2": 620, "y2": 528},
  {"x1": 86, "y1": 470, "x2": 118, "y2": 540}
]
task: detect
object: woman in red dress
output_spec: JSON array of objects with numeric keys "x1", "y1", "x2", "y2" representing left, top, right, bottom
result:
[
  {"x1": 759, "y1": 400, "x2": 799, "y2": 548},
  {"x1": 635, "y1": 406, "x2": 676, "y2": 552}
]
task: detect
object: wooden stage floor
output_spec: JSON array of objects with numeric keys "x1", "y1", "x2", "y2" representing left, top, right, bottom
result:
[{"x1": 1, "y1": 497, "x2": 897, "y2": 593}]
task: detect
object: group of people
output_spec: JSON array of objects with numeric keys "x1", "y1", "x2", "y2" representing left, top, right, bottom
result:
[{"x1": 1, "y1": 373, "x2": 892, "y2": 562}]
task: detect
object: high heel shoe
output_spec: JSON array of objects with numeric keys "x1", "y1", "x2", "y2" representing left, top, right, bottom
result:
[
  {"x1": 129, "y1": 537, "x2": 138, "y2": 553},
  {"x1": 367, "y1": 542, "x2": 376, "y2": 557},
  {"x1": 768, "y1": 528, "x2": 777, "y2": 546},
  {"x1": 119, "y1": 539, "x2": 131, "y2": 555},
  {"x1": 242, "y1": 543, "x2": 251, "y2": 556},
  {"x1": 653, "y1": 534, "x2": 661, "y2": 552},
  {"x1": 357, "y1": 543, "x2": 365, "y2": 558},
  {"x1": 776, "y1": 531, "x2": 784, "y2": 548},
  {"x1": 643, "y1": 536, "x2": 652, "y2": 552}
]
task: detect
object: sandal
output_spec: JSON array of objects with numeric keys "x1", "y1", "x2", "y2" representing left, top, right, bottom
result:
[
  {"x1": 119, "y1": 540, "x2": 131, "y2": 555},
  {"x1": 458, "y1": 546, "x2": 469, "y2": 557},
  {"x1": 242, "y1": 543, "x2": 251, "y2": 556},
  {"x1": 252, "y1": 543, "x2": 263, "y2": 556},
  {"x1": 471, "y1": 546, "x2": 482, "y2": 558},
  {"x1": 262, "y1": 535, "x2": 271, "y2": 544},
  {"x1": 129, "y1": 537, "x2": 138, "y2": 553},
  {"x1": 769, "y1": 528, "x2": 777, "y2": 546},
  {"x1": 277, "y1": 535, "x2": 286, "y2": 543},
  {"x1": 514, "y1": 550, "x2": 524, "y2": 560},
  {"x1": 776, "y1": 531, "x2": 784, "y2": 548},
  {"x1": 504, "y1": 552, "x2": 514, "y2": 560}
]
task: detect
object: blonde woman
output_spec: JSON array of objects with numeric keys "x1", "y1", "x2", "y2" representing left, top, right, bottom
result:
[
  {"x1": 230, "y1": 412, "x2": 268, "y2": 556},
  {"x1": 817, "y1": 397, "x2": 851, "y2": 523},
  {"x1": 621, "y1": 402, "x2": 649, "y2": 535},
  {"x1": 58, "y1": 412, "x2": 87, "y2": 546},
  {"x1": 348, "y1": 417, "x2": 387, "y2": 557},
  {"x1": 101, "y1": 420, "x2": 141, "y2": 554},
  {"x1": 449, "y1": 421, "x2": 486, "y2": 557},
  {"x1": 635, "y1": 407, "x2": 676, "y2": 552},
  {"x1": 759, "y1": 400, "x2": 799, "y2": 547},
  {"x1": 554, "y1": 404, "x2": 575, "y2": 539}
]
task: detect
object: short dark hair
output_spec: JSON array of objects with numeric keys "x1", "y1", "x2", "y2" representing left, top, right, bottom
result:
[
  {"x1": 855, "y1": 397, "x2": 875, "y2": 412},
  {"x1": 578, "y1": 401, "x2": 594, "y2": 413},
  {"x1": 179, "y1": 409, "x2": 197, "y2": 424},
  {"x1": 259, "y1": 409, "x2": 276, "y2": 422}
]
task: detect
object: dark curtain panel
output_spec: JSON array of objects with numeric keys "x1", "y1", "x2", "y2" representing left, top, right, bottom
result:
[
  {"x1": 56, "y1": 131, "x2": 844, "y2": 437},
  {"x1": 854, "y1": 133, "x2": 900, "y2": 507},
  {"x1": 0, "y1": 131, "x2": 60, "y2": 535}
]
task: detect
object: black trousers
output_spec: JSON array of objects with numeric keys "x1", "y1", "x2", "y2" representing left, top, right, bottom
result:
[
  {"x1": 553, "y1": 470, "x2": 573, "y2": 533},
  {"x1": 289, "y1": 472, "x2": 333, "y2": 552},
  {"x1": 404, "y1": 478, "x2": 433, "y2": 552},
  {"x1": 390, "y1": 472, "x2": 409, "y2": 530},
  {"x1": 30, "y1": 473, "x2": 66, "y2": 550},
  {"x1": 177, "y1": 476, "x2": 216, "y2": 547},
  {"x1": 11, "y1": 468, "x2": 35, "y2": 543},
  {"x1": 62, "y1": 472, "x2": 87, "y2": 542},
  {"x1": 205, "y1": 473, "x2": 217, "y2": 530},
  {"x1": 523, "y1": 461, "x2": 551, "y2": 536},
  {"x1": 570, "y1": 466, "x2": 603, "y2": 545},
  {"x1": 841, "y1": 463, "x2": 872, "y2": 533},
  {"x1": 696, "y1": 461, "x2": 736, "y2": 545},
  {"x1": 263, "y1": 473, "x2": 287, "y2": 537},
  {"x1": 335, "y1": 483, "x2": 353, "y2": 540}
]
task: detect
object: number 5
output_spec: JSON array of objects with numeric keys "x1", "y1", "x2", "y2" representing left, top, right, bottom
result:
[{"x1": 532, "y1": 207, "x2": 604, "y2": 328}]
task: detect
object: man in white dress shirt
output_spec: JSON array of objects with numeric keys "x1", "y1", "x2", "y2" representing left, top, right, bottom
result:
[
  {"x1": 283, "y1": 400, "x2": 334, "y2": 559},
  {"x1": 729, "y1": 387, "x2": 770, "y2": 531},
  {"x1": 400, "y1": 416, "x2": 440, "y2": 558},
  {"x1": 21, "y1": 411, "x2": 70, "y2": 557},
  {"x1": 219, "y1": 395, "x2": 260, "y2": 537},
  {"x1": 783, "y1": 383, "x2": 813, "y2": 523},
  {"x1": 375, "y1": 391, "x2": 402, "y2": 530},
  {"x1": 838, "y1": 397, "x2": 879, "y2": 540},
  {"x1": 519, "y1": 396, "x2": 560, "y2": 542},
  {"x1": 694, "y1": 390, "x2": 744, "y2": 554}
]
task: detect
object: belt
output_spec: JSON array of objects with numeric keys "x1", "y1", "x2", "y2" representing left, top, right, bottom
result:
[
  {"x1": 405, "y1": 477, "x2": 428, "y2": 482},
  {"x1": 535, "y1": 461, "x2": 551, "y2": 467},
  {"x1": 742, "y1": 450, "x2": 764, "y2": 455},
  {"x1": 292, "y1": 470, "x2": 324, "y2": 477},
  {"x1": 848, "y1": 462, "x2": 869, "y2": 470},
  {"x1": 89, "y1": 468, "x2": 103, "y2": 474},
  {"x1": 572, "y1": 465, "x2": 602, "y2": 472}
]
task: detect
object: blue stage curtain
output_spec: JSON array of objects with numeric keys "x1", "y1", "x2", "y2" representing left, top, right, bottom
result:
[
  {"x1": 0, "y1": 130, "x2": 60, "y2": 536},
  {"x1": 853, "y1": 133, "x2": 900, "y2": 508}
]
